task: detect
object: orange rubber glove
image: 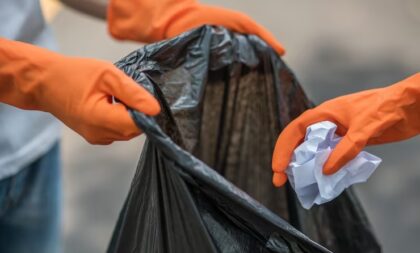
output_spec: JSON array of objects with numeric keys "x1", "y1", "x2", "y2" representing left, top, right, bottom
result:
[
  {"x1": 272, "y1": 73, "x2": 420, "y2": 187},
  {"x1": 107, "y1": 0, "x2": 285, "y2": 55},
  {"x1": 0, "y1": 38, "x2": 160, "y2": 144}
]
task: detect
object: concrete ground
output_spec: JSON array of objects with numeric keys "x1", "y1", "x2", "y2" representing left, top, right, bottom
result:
[{"x1": 49, "y1": 1, "x2": 420, "y2": 252}]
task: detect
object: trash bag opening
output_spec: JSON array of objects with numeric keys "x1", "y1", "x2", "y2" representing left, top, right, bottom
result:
[{"x1": 113, "y1": 25, "x2": 381, "y2": 253}]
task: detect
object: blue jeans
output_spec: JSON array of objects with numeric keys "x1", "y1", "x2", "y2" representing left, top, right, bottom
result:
[{"x1": 0, "y1": 143, "x2": 61, "y2": 253}]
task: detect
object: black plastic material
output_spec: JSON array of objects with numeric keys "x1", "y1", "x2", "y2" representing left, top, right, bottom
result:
[{"x1": 107, "y1": 26, "x2": 381, "y2": 253}]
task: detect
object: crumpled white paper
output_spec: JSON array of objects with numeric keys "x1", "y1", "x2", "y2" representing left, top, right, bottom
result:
[{"x1": 286, "y1": 121, "x2": 381, "y2": 209}]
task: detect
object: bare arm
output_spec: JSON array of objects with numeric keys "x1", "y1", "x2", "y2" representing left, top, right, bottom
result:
[{"x1": 58, "y1": 0, "x2": 108, "y2": 20}]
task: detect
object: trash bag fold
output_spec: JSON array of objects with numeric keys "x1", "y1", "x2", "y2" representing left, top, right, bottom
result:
[{"x1": 107, "y1": 26, "x2": 381, "y2": 253}]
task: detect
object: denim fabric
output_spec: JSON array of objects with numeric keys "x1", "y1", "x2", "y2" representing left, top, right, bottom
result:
[{"x1": 0, "y1": 142, "x2": 61, "y2": 253}]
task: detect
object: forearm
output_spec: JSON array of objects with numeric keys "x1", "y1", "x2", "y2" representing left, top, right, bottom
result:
[{"x1": 59, "y1": 0, "x2": 108, "y2": 20}]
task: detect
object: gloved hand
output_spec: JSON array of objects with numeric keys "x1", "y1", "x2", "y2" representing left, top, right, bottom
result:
[
  {"x1": 0, "y1": 38, "x2": 160, "y2": 144},
  {"x1": 107, "y1": 0, "x2": 285, "y2": 55},
  {"x1": 272, "y1": 73, "x2": 420, "y2": 187}
]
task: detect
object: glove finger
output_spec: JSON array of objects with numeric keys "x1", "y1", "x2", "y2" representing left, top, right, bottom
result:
[
  {"x1": 272, "y1": 172, "x2": 287, "y2": 187},
  {"x1": 251, "y1": 22, "x2": 285, "y2": 55},
  {"x1": 94, "y1": 100, "x2": 142, "y2": 140},
  {"x1": 323, "y1": 130, "x2": 367, "y2": 175},
  {"x1": 217, "y1": 8, "x2": 285, "y2": 55},
  {"x1": 272, "y1": 107, "x2": 333, "y2": 172},
  {"x1": 272, "y1": 119, "x2": 307, "y2": 173},
  {"x1": 272, "y1": 106, "x2": 345, "y2": 173},
  {"x1": 166, "y1": 5, "x2": 285, "y2": 56},
  {"x1": 89, "y1": 139, "x2": 114, "y2": 145},
  {"x1": 102, "y1": 69, "x2": 161, "y2": 116}
]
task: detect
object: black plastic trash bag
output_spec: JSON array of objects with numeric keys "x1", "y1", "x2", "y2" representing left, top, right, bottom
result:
[{"x1": 108, "y1": 26, "x2": 380, "y2": 253}]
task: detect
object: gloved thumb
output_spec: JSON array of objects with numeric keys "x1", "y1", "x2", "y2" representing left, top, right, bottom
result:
[
  {"x1": 272, "y1": 172, "x2": 287, "y2": 187},
  {"x1": 102, "y1": 69, "x2": 161, "y2": 116},
  {"x1": 323, "y1": 131, "x2": 367, "y2": 175}
]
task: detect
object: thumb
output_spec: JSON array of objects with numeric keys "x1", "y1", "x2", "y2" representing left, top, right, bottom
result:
[
  {"x1": 323, "y1": 131, "x2": 367, "y2": 175},
  {"x1": 272, "y1": 122, "x2": 306, "y2": 173},
  {"x1": 102, "y1": 69, "x2": 161, "y2": 116},
  {"x1": 272, "y1": 172, "x2": 287, "y2": 187}
]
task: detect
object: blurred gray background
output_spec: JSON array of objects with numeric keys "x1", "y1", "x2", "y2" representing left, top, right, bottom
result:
[{"x1": 45, "y1": 0, "x2": 420, "y2": 252}]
